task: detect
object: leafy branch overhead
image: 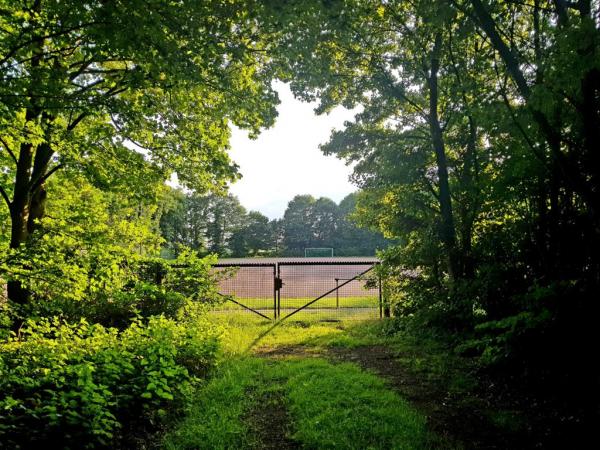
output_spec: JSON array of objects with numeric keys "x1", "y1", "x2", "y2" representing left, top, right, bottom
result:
[
  {"x1": 0, "y1": 0, "x2": 280, "y2": 231},
  {"x1": 0, "y1": 0, "x2": 284, "y2": 306}
]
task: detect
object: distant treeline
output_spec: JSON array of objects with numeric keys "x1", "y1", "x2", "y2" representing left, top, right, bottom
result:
[{"x1": 159, "y1": 190, "x2": 389, "y2": 258}]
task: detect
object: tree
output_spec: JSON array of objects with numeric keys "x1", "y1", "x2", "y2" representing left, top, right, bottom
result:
[
  {"x1": 159, "y1": 189, "x2": 211, "y2": 255},
  {"x1": 272, "y1": 0, "x2": 600, "y2": 339},
  {"x1": 159, "y1": 191, "x2": 248, "y2": 257},
  {"x1": 336, "y1": 193, "x2": 389, "y2": 256},
  {"x1": 311, "y1": 197, "x2": 341, "y2": 247},
  {"x1": 279, "y1": 193, "x2": 388, "y2": 256},
  {"x1": 276, "y1": 0, "x2": 488, "y2": 281},
  {"x1": 0, "y1": 169, "x2": 166, "y2": 319},
  {"x1": 465, "y1": 0, "x2": 600, "y2": 222},
  {"x1": 0, "y1": 0, "x2": 281, "y2": 304},
  {"x1": 205, "y1": 194, "x2": 247, "y2": 255},
  {"x1": 229, "y1": 211, "x2": 274, "y2": 256},
  {"x1": 282, "y1": 195, "x2": 317, "y2": 255}
]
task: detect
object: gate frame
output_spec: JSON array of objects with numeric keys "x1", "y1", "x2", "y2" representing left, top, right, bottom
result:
[
  {"x1": 213, "y1": 261, "x2": 277, "y2": 320},
  {"x1": 213, "y1": 258, "x2": 383, "y2": 321},
  {"x1": 277, "y1": 261, "x2": 381, "y2": 321}
]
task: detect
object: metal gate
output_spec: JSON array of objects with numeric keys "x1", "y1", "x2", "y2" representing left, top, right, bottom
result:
[{"x1": 213, "y1": 257, "x2": 381, "y2": 321}]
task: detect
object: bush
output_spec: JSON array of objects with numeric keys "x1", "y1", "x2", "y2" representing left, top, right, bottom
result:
[
  {"x1": 5, "y1": 252, "x2": 224, "y2": 330},
  {"x1": 0, "y1": 313, "x2": 221, "y2": 448},
  {"x1": 457, "y1": 280, "x2": 599, "y2": 393},
  {"x1": 78, "y1": 283, "x2": 188, "y2": 329}
]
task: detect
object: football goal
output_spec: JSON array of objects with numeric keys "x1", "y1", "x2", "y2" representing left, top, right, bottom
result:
[{"x1": 304, "y1": 247, "x2": 334, "y2": 257}]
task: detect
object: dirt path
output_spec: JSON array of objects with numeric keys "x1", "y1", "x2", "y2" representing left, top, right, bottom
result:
[{"x1": 245, "y1": 385, "x2": 300, "y2": 450}]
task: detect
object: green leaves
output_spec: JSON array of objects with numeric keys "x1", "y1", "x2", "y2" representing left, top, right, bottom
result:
[
  {"x1": 0, "y1": 315, "x2": 222, "y2": 447},
  {"x1": 0, "y1": 2, "x2": 284, "y2": 295}
]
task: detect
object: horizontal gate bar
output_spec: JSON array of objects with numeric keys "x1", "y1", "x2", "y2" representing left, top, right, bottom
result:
[
  {"x1": 277, "y1": 261, "x2": 379, "y2": 266},
  {"x1": 212, "y1": 263, "x2": 277, "y2": 268}
]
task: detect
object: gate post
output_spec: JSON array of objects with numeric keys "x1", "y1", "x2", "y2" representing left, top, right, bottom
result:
[
  {"x1": 378, "y1": 274, "x2": 383, "y2": 318},
  {"x1": 273, "y1": 265, "x2": 277, "y2": 320},
  {"x1": 276, "y1": 263, "x2": 281, "y2": 319}
]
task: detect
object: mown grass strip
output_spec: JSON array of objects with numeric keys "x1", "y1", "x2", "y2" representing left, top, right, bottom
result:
[
  {"x1": 163, "y1": 355, "x2": 429, "y2": 449},
  {"x1": 163, "y1": 358, "x2": 263, "y2": 450},
  {"x1": 279, "y1": 358, "x2": 428, "y2": 450}
]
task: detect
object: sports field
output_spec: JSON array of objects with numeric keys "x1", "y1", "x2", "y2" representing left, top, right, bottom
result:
[{"x1": 216, "y1": 296, "x2": 376, "y2": 310}]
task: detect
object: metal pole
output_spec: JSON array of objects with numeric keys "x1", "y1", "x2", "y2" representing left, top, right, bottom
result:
[
  {"x1": 335, "y1": 278, "x2": 339, "y2": 309},
  {"x1": 378, "y1": 274, "x2": 383, "y2": 319},
  {"x1": 273, "y1": 265, "x2": 277, "y2": 320},
  {"x1": 277, "y1": 263, "x2": 281, "y2": 319}
]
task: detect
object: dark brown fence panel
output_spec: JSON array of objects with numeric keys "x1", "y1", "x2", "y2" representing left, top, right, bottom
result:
[
  {"x1": 278, "y1": 262, "x2": 379, "y2": 321},
  {"x1": 212, "y1": 263, "x2": 276, "y2": 319},
  {"x1": 210, "y1": 258, "x2": 381, "y2": 322}
]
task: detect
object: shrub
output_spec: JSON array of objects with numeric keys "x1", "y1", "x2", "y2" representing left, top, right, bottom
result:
[
  {"x1": 78, "y1": 283, "x2": 188, "y2": 329},
  {"x1": 457, "y1": 280, "x2": 599, "y2": 392},
  {"x1": 6, "y1": 252, "x2": 224, "y2": 330},
  {"x1": 0, "y1": 313, "x2": 221, "y2": 448}
]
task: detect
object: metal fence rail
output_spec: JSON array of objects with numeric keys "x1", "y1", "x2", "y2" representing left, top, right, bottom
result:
[{"x1": 212, "y1": 257, "x2": 381, "y2": 321}]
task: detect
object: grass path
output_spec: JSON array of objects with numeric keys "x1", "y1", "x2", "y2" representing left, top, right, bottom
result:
[
  {"x1": 162, "y1": 315, "x2": 527, "y2": 449},
  {"x1": 164, "y1": 357, "x2": 428, "y2": 449}
]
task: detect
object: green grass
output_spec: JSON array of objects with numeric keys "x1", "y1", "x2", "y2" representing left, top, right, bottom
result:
[
  {"x1": 163, "y1": 356, "x2": 428, "y2": 450},
  {"x1": 163, "y1": 358, "x2": 263, "y2": 450},
  {"x1": 212, "y1": 312, "x2": 388, "y2": 355},
  {"x1": 282, "y1": 358, "x2": 427, "y2": 449},
  {"x1": 163, "y1": 313, "x2": 482, "y2": 449},
  {"x1": 214, "y1": 296, "x2": 378, "y2": 310}
]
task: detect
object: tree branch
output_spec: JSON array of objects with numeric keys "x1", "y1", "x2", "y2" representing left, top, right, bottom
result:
[
  {"x1": 0, "y1": 184, "x2": 11, "y2": 208},
  {"x1": 29, "y1": 164, "x2": 64, "y2": 194},
  {"x1": 67, "y1": 112, "x2": 88, "y2": 131},
  {"x1": 0, "y1": 20, "x2": 110, "y2": 66},
  {"x1": 469, "y1": 0, "x2": 531, "y2": 99},
  {"x1": 0, "y1": 137, "x2": 17, "y2": 164}
]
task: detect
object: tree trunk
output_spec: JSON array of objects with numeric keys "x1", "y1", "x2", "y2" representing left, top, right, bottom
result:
[
  {"x1": 6, "y1": 13, "x2": 45, "y2": 308},
  {"x1": 7, "y1": 128, "x2": 38, "y2": 306},
  {"x1": 427, "y1": 33, "x2": 460, "y2": 280},
  {"x1": 7, "y1": 121, "x2": 55, "y2": 306},
  {"x1": 27, "y1": 141, "x2": 54, "y2": 233},
  {"x1": 459, "y1": 114, "x2": 480, "y2": 279}
]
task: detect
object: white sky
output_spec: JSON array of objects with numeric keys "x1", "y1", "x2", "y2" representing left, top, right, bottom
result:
[{"x1": 228, "y1": 82, "x2": 357, "y2": 219}]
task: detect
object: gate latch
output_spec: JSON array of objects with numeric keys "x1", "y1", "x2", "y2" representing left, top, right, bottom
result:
[{"x1": 274, "y1": 277, "x2": 283, "y2": 291}]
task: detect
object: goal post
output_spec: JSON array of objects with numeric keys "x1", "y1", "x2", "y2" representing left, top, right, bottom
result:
[{"x1": 304, "y1": 247, "x2": 334, "y2": 257}]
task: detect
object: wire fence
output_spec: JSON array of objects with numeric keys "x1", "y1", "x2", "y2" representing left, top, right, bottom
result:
[
  {"x1": 212, "y1": 264, "x2": 276, "y2": 319},
  {"x1": 212, "y1": 258, "x2": 381, "y2": 321}
]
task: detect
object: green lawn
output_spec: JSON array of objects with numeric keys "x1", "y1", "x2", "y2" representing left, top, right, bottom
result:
[
  {"x1": 163, "y1": 314, "x2": 524, "y2": 449},
  {"x1": 213, "y1": 313, "x2": 390, "y2": 355}
]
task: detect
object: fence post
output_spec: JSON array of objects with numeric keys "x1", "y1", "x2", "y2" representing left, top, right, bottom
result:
[
  {"x1": 335, "y1": 278, "x2": 339, "y2": 309},
  {"x1": 276, "y1": 263, "x2": 281, "y2": 319},
  {"x1": 273, "y1": 265, "x2": 277, "y2": 320},
  {"x1": 378, "y1": 275, "x2": 383, "y2": 318}
]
